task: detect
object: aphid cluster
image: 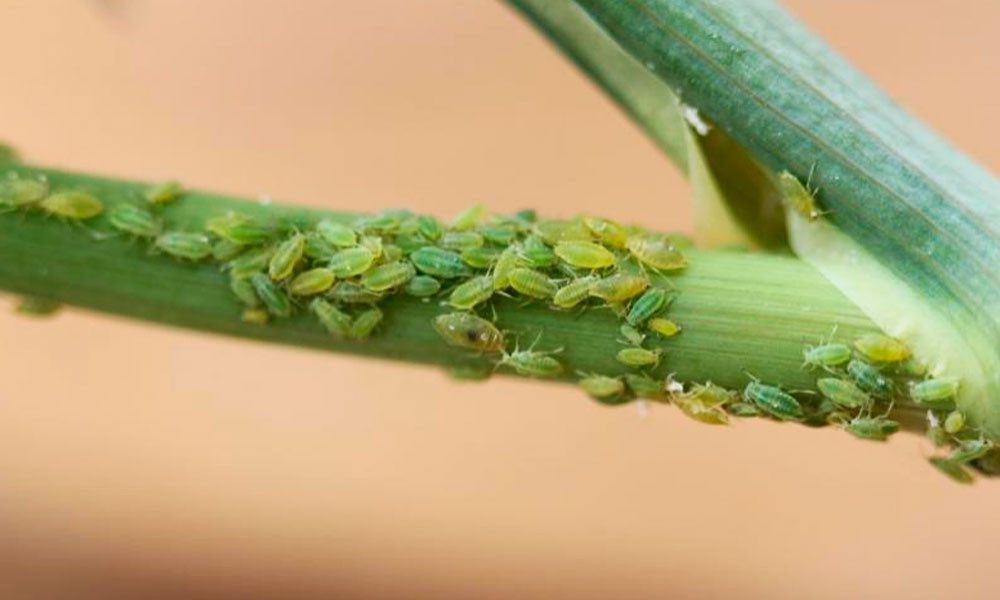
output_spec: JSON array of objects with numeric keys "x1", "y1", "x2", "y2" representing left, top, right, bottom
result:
[{"x1": 1, "y1": 172, "x2": 104, "y2": 219}]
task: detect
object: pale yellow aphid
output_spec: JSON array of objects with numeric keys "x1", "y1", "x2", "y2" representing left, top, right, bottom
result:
[
  {"x1": 625, "y1": 234, "x2": 686, "y2": 271},
  {"x1": 39, "y1": 191, "x2": 103, "y2": 219},
  {"x1": 777, "y1": 169, "x2": 823, "y2": 221},
  {"x1": 241, "y1": 308, "x2": 269, "y2": 325},
  {"x1": 582, "y1": 216, "x2": 627, "y2": 248},
  {"x1": 554, "y1": 241, "x2": 616, "y2": 269},
  {"x1": 648, "y1": 317, "x2": 681, "y2": 337},
  {"x1": 854, "y1": 333, "x2": 910, "y2": 363},
  {"x1": 674, "y1": 382, "x2": 734, "y2": 425}
]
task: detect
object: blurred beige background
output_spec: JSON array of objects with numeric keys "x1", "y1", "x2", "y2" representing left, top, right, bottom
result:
[{"x1": 1, "y1": 1, "x2": 998, "y2": 598}]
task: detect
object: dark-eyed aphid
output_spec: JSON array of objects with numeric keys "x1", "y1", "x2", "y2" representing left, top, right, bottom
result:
[
  {"x1": 648, "y1": 317, "x2": 681, "y2": 338},
  {"x1": 329, "y1": 246, "x2": 376, "y2": 278},
  {"x1": 206, "y1": 212, "x2": 273, "y2": 245},
  {"x1": 440, "y1": 231, "x2": 484, "y2": 252},
  {"x1": 578, "y1": 373, "x2": 626, "y2": 402},
  {"x1": 854, "y1": 333, "x2": 910, "y2": 363},
  {"x1": 553, "y1": 275, "x2": 597, "y2": 309},
  {"x1": 509, "y1": 267, "x2": 558, "y2": 299},
  {"x1": 40, "y1": 191, "x2": 103, "y2": 219},
  {"x1": 460, "y1": 247, "x2": 501, "y2": 269},
  {"x1": 0, "y1": 178, "x2": 47, "y2": 209},
  {"x1": 777, "y1": 170, "x2": 823, "y2": 221},
  {"x1": 909, "y1": 377, "x2": 960, "y2": 406},
  {"x1": 432, "y1": 312, "x2": 505, "y2": 352},
  {"x1": 227, "y1": 246, "x2": 274, "y2": 277},
  {"x1": 405, "y1": 275, "x2": 441, "y2": 298},
  {"x1": 743, "y1": 379, "x2": 804, "y2": 420},
  {"x1": 362, "y1": 261, "x2": 416, "y2": 292},
  {"x1": 624, "y1": 373, "x2": 666, "y2": 400},
  {"x1": 944, "y1": 410, "x2": 966, "y2": 435},
  {"x1": 416, "y1": 215, "x2": 442, "y2": 241},
  {"x1": 519, "y1": 235, "x2": 557, "y2": 268},
  {"x1": 154, "y1": 231, "x2": 212, "y2": 261},
  {"x1": 411, "y1": 246, "x2": 471, "y2": 279},
  {"x1": 250, "y1": 272, "x2": 291, "y2": 317},
  {"x1": 583, "y1": 216, "x2": 627, "y2": 248},
  {"x1": 268, "y1": 233, "x2": 306, "y2": 281},
  {"x1": 289, "y1": 267, "x2": 336, "y2": 296},
  {"x1": 15, "y1": 297, "x2": 61, "y2": 317},
  {"x1": 241, "y1": 308, "x2": 269, "y2": 325},
  {"x1": 316, "y1": 219, "x2": 357, "y2": 247},
  {"x1": 310, "y1": 298, "x2": 352, "y2": 337},
  {"x1": 929, "y1": 457, "x2": 974, "y2": 484},
  {"x1": 492, "y1": 246, "x2": 523, "y2": 291},
  {"x1": 948, "y1": 438, "x2": 993, "y2": 464},
  {"x1": 108, "y1": 203, "x2": 158, "y2": 238},
  {"x1": 304, "y1": 232, "x2": 337, "y2": 261},
  {"x1": 328, "y1": 281, "x2": 384, "y2": 304},
  {"x1": 625, "y1": 234, "x2": 686, "y2": 271},
  {"x1": 533, "y1": 219, "x2": 591, "y2": 244},
  {"x1": 618, "y1": 323, "x2": 645, "y2": 346},
  {"x1": 145, "y1": 181, "x2": 183, "y2": 206},
  {"x1": 616, "y1": 347, "x2": 662, "y2": 368},
  {"x1": 816, "y1": 377, "x2": 871, "y2": 410},
  {"x1": 498, "y1": 344, "x2": 563, "y2": 378},
  {"x1": 213, "y1": 239, "x2": 245, "y2": 262},
  {"x1": 349, "y1": 307, "x2": 384, "y2": 340},
  {"x1": 626, "y1": 288, "x2": 669, "y2": 326},
  {"x1": 847, "y1": 359, "x2": 893, "y2": 398},
  {"x1": 843, "y1": 415, "x2": 900, "y2": 441},
  {"x1": 554, "y1": 241, "x2": 616, "y2": 269},
  {"x1": 589, "y1": 273, "x2": 649, "y2": 303},
  {"x1": 451, "y1": 204, "x2": 485, "y2": 231},
  {"x1": 230, "y1": 275, "x2": 260, "y2": 307},
  {"x1": 449, "y1": 275, "x2": 495, "y2": 310}
]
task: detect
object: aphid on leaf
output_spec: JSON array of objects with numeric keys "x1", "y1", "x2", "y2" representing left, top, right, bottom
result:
[
  {"x1": 0, "y1": 178, "x2": 47, "y2": 209},
  {"x1": 554, "y1": 241, "x2": 616, "y2": 269},
  {"x1": 230, "y1": 275, "x2": 260, "y2": 307},
  {"x1": 624, "y1": 373, "x2": 666, "y2": 400},
  {"x1": 843, "y1": 415, "x2": 900, "y2": 442},
  {"x1": 578, "y1": 373, "x2": 627, "y2": 403},
  {"x1": 145, "y1": 181, "x2": 183, "y2": 206},
  {"x1": 416, "y1": 215, "x2": 442, "y2": 241},
  {"x1": 382, "y1": 243, "x2": 404, "y2": 262},
  {"x1": 241, "y1": 308, "x2": 269, "y2": 325},
  {"x1": 361, "y1": 261, "x2": 416, "y2": 292},
  {"x1": 626, "y1": 287, "x2": 669, "y2": 326},
  {"x1": 40, "y1": 191, "x2": 103, "y2": 219},
  {"x1": 948, "y1": 438, "x2": 993, "y2": 464},
  {"x1": 589, "y1": 273, "x2": 649, "y2": 303},
  {"x1": 625, "y1": 234, "x2": 686, "y2": 271},
  {"x1": 359, "y1": 235, "x2": 383, "y2": 259},
  {"x1": 497, "y1": 341, "x2": 563, "y2": 378},
  {"x1": 582, "y1": 216, "x2": 627, "y2": 248},
  {"x1": 432, "y1": 312, "x2": 505, "y2": 352},
  {"x1": 509, "y1": 267, "x2": 558, "y2": 299},
  {"x1": 206, "y1": 212, "x2": 273, "y2": 245},
  {"x1": 359, "y1": 211, "x2": 400, "y2": 234},
  {"x1": 552, "y1": 276, "x2": 597, "y2": 309},
  {"x1": 519, "y1": 235, "x2": 557, "y2": 268},
  {"x1": 329, "y1": 246, "x2": 376, "y2": 278},
  {"x1": 743, "y1": 379, "x2": 804, "y2": 421},
  {"x1": 816, "y1": 377, "x2": 871, "y2": 410},
  {"x1": 909, "y1": 377, "x2": 960, "y2": 406},
  {"x1": 928, "y1": 457, "x2": 974, "y2": 484},
  {"x1": 154, "y1": 231, "x2": 211, "y2": 261},
  {"x1": 648, "y1": 317, "x2": 681, "y2": 338},
  {"x1": 268, "y1": 233, "x2": 306, "y2": 281},
  {"x1": 533, "y1": 219, "x2": 591, "y2": 244},
  {"x1": 411, "y1": 246, "x2": 471, "y2": 279},
  {"x1": 492, "y1": 246, "x2": 523, "y2": 291},
  {"x1": 316, "y1": 219, "x2": 357, "y2": 247},
  {"x1": 15, "y1": 297, "x2": 61, "y2": 317},
  {"x1": 802, "y1": 329, "x2": 851, "y2": 369},
  {"x1": 405, "y1": 275, "x2": 441, "y2": 298},
  {"x1": 460, "y1": 247, "x2": 501, "y2": 270},
  {"x1": 227, "y1": 246, "x2": 274, "y2": 277},
  {"x1": 616, "y1": 347, "x2": 662, "y2": 368},
  {"x1": 480, "y1": 225, "x2": 518, "y2": 246},
  {"x1": 618, "y1": 323, "x2": 645, "y2": 346},
  {"x1": 349, "y1": 307, "x2": 384, "y2": 340},
  {"x1": 451, "y1": 204, "x2": 485, "y2": 231},
  {"x1": 440, "y1": 231, "x2": 484, "y2": 252},
  {"x1": 250, "y1": 272, "x2": 291, "y2": 317},
  {"x1": 449, "y1": 275, "x2": 495, "y2": 310},
  {"x1": 901, "y1": 357, "x2": 928, "y2": 377},
  {"x1": 108, "y1": 203, "x2": 158, "y2": 238},
  {"x1": 847, "y1": 359, "x2": 893, "y2": 398},
  {"x1": 310, "y1": 298, "x2": 352, "y2": 337},
  {"x1": 395, "y1": 234, "x2": 429, "y2": 255},
  {"x1": 675, "y1": 382, "x2": 735, "y2": 425},
  {"x1": 213, "y1": 239, "x2": 245, "y2": 262},
  {"x1": 304, "y1": 232, "x2": 337, "y2": 261},
  {"x1": 944, "y1": 410, "x2": 966, "y2": 435},
  {"x1": 289, "y1": 267, "x2": 336, "y2": 296},
  {"x1": 777, "y1": 169, "x2": 823, "y2": 221},
  {"x1": 854, "y1": 333, "x2": 910, "y2": 363},
  {"x1": 328, "y1": 281, "x2": 384, "y2": 304}
]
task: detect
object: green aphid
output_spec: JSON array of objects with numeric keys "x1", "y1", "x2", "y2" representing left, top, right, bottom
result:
[
  {"x1": 15, "y1": 297, "x2": 62, "y2": 317},
  {"x1": 329, "y1": 246, "x2": 376, "y2": 278},
  {"x1": 578, "y1": 373, "x2": 627, "y2": 403},
  {"x1": 480, "y1": 225, "x2": 519, "y2": 245},
  {"x1": 498, "y1": 345, "x2": 563, "y2": 378},
  {"x1": 624, "y1": 373, "x2": 666, "y2": 400},
  {"x1": 726, "y1": 402, "x2": 761, "y2": 417},
  {"x1": 626, "y1": 288, "x2": 669, "y2": 326},
  {"x1": 40, "y1": 191, "x2": 103, "y2": 219},
  {"x1": 359, "y1": 235, "x2": 384, "y2": 259},
  {"x1": 583, "y1": 216, "x2": 627, "y2": 248},
  {"x1": 533, "y1": 219, "x2": 592, "y2": 244},
  {"x1": 625, "y1": 234, "x2": 686, "y2": 271},
  {"x1": 328, "y1": 281, "x2": 384, "y2": 304},
  {"x1": 802, "y1": 343, "x2": 851, "y2": 370},
  {"x1": 432, "y1": 312, "x2": 505, "y2": 352},
  {"x1": 227, "y1": 246, "x2": 274, "y2": 277},
  {"x1": 383, "y1": 244, "x2": 404, "y2": 262},
  {"x1": 519, "y1": 235, "x2": 557, "y2": 268},
  {"x1": 107, "y1": 203, "x2": 159, "y2": 237},
  {"x1": 843, "y1": 415, "x2": 900, "y2": 441},
  {"x1": 492, "y1": 246, "x2": 523, "y2": 290},
  {"x1": 395, "y1": 233, "x2": 430, "y2": 255},
  {"x1": 310, "y1": 298, "x2": 352, "y2": 337},
  {"x1": 416, "y1": 215, "x2": 442, "y2": 241},
  {"x1": 743, "y1": 380, "x2": 804, "y2": 420},
  {"x1": 145, "y1": 181, "x2": 183, "y2": 206},
  {"x1": 948, "y1": 438, "x2": 993, "y2": 464},
  {"x1": 449, "y1": 275, "x2": 495, "y2": 310},
  {"x1": 397, "y1": 216, "x2": 420, "y2": 235},
  {"x1": 304, "y1": 232, "x2": 337, "y2": 261},
  {"x1": 411, "y1": 246, "x2": 471, "y2": 279},
  {"x1": 460, "y1": 246, "x2": 501, "y2": 269},
  {"x1": 554, "y1": 240, "x2": 616, "y2": 269},
  {"x1": 230, "y1": 275, "x2": 260, "y2": 307},
  {"x1": 250, "y1": 272, "x2": 291, "y2": 317},
  {"x1": 349, "y1": 307, "x2": 384, "y2": 340},
  {"x1": 509, "y1": 267, "x2": 558, "y2": 299},
  {"x1": 241, "y1": 308, "x2": 269, "y2": 325},
  {"x1": 0, "y1": 178, "x2": 48, "y2": 209},
  {"x1": 268, "y1": 233, "x2": 306, "y2": 281},
  {"x1": 847, "y1": 359, "x2": 893, "y2": 398},
  {"x1": 675, "y1": 382, "x2": 735, "y2": 425},
  {"x1": 205, "y1": 212, "x2": 273, "y2": 245},
  {"x1": 289, "y1": 267, "x2": 336, "y2": 296},
  {"x1": 648, "y1": 317, "x2": 681, "y2": 338},
  {"x1": 589, "y1": 273, "x2": 649, "y2": 303},
  {"x1": 440, "y1": 231, "x2": 484, "y2": 252},
  {"x1": 360, "y1": 211, "x2": 400, "y2": 233},
  {"x1": 616, "y1": 347, "x2": 662, "y2": 368},
  {"x1": 552, "y1": 275, "x2": 597, "y2": 309},
  {"x1": 316, "y1": 219, "x2": 357, "y2": 247},
  {"x1": 405, "y1": 275, "x2": 441, "y2": 297},
  {"x1": 901, "y1": 357, "x2": 928, "y2": 377},
  {"x1": 929, "y1": 457, "x2": 974, "y2": 484},
  {"x1": 777, "y1": 170, "x2": 822, "y2": 221},
  {"x1": 154, "y1": 231, "x2": 212, "y2": 261},
  {"x1": 909, "y1": 377, "x2": 960, "y2": 406},
  {"x1": 451, "y1": 204, "x2": 485, "y2": 231},
  {"x1": 618, "y1": 323, "x2": 646, "y2": 346},
  {"x1": 816, "y1": 377, "x2": 871, "y2": 410},
  {"x1": 361, "y1": 260, "x2": 416, "y2": 292},
  {"x1": 944, "y1": 410, "x2": 966, "y2": 434},
  {"x1": 854, "y1": 333, "x2": 910, "y2": 363},
  {"x1": 213, "y1": 239, "x2": 245, "y2": 262}
]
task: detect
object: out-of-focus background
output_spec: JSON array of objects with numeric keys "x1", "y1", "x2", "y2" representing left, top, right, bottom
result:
[{"x1": 0, "y1": 1, "x2": 997, "y2": 598}]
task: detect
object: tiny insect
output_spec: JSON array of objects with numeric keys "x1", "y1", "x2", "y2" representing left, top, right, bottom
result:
[
  {"x1": 497, "y1": 343, "x2": 563, "y2": 378},
  {"x1": 154, "y1": 231, "x2": 212, "y2": 261},
  {"x1": 206, "y1": 212, "x2": 273, "y2": 245},
  {"x1": 145, "y1": 181, "x2": 183, "y2": 206},
  {"x1": 327, "y1": 281, "x2": 384, "y2": 304},
  {"x1": 451, "y1": 204, "x2": 485, "y2": 231},
  {"x1": 316, "y1": 219, "x2": 358, "y2": 247},
  {"x1": 105, "y1": 203, "x2": 159, "y2": 238},
  {"x1": 675, "y1": 382, "x2": 735, "y2": 425},
  {"x1": 582, "y1": 216, "x2": 627, "y2": 248},
  {"x1": 227, "y1": 246, "x2": 274, "y2": 277},
  {"x1": 268, "y1": 233, "x2": 306, "y2": 281},
  {"x1": 213, "y1": 239, "x2": 245, "y2": 262},
  {"x1": 411, "y1": 246, "x2": 471, "y2": 279},
  {"x1": 40, "y1": 190, "x2": 103, "y2": 219},
  {"x1": 944, "y1": 410, "x2": 966, "y2": 435},
  {"x1": 802, "y1": 330, "x2": 851, "y2": 369},
  {"x1": 310, "y1": 298, "x2": 352, "y2": 337},
  {"x1": 449, "y1": 275, "x2": 495, "y2": 310},
  {"x1": 554, "y1": 241, "x2": 616, "y2": 269},
  {"x1": 432, "y1": 312, "x2": 505, "y2": 352},
  {"x1": 948, "y1": 438, "x2": 993, "y2": 464},
  {"x1": 816, "y1": 377, "x2": 871, "y2": 410},
  {"x1": 618, "y1": 323, "x2": 646, "y2": 346},
  {"x1": 405, "y1": 275, "x2": 441, "y2": 297},
  {"x1": 359, "y1": 235, "x2": 384, "y2": 259},
  {"x1": 303, "y1": 232, "x2": 337, "y2": 261},
  {"x1": 552, "y1": 276, "x2": 597, "y2": 309},
  {"x1": 387, "y1": 243, "x2": 406, "y2": 262},
  {"x1": 726, "y1": 402, "x2": 761, "y2": 417},
  {"x1": 480, "y1": 225, "x2": 518, "y2": 246},
  {"x1": 909, "y1": 377, "x2": 960, "y2": 406},
  {"x1": 289, "y1": 267, "x2": 336, "y2": 296},
  {"x1": 854, "y1": 333, "x2": 910, "y2": 363},
  {"x1": 361, "y1": 261, "x2": 416, "y2": 292},
  {"x1": 533, "y1": 219, "x2": 592, "y2": 244},
  {"x1": 329, "y1": 246, "x2": 376, "y2": 278},
  {"x1": 847, "y1": 359, "x2": 893, "y2": 398},
  {"x1": 416, "y1": 215, "x2": 442, "y2": 241},
  {"x1": 843, "y1": 415, "x2": 900, "y2": 441},
  {"x1": 625, "y1": 287, "x2": 669, "y2": 326},
  {"x1": 928, "y1": 457, "x2": 974, "y2": 484},
  {"x1": 509, "y1": 267, "x2": 558, "y2": 299},
  {"x1": 625, "y1": 234, "x2": 686, "y2": 271},
  {"x1": 492, "y1": 246, "x2": 523, "y2": 291},
  {"x1": 519, "y1": 235, "x2": 557, "y2": 268},
  {"x1": 250, "y1": 272, "x2": 292, "y2": 317},
  {"x1": 230, "y1": 275, "x2": 260, "y2": 307},
  {"x1": 349, "y1": 307, "x2": 384, "y2": 339},
  {"x1": 624, "y1": 373, "x2": 666, "y2": 400},
  {"x1": 460, "y1": 247, "x2": 501, "y2": 269},
  {"x1": 901, "y1": 357, "x2": 928, "y2": 377},
  {"x1": 588, "y1": 273, "x2": 649, "y2": 303},
  {"x1": 743, "y1": 379, "x2": 804, "y2": 420},
  {"x1": 0, "y1": 178, "x2": 47, "y2": 209},
  {"x1": 578, "y1": 373, "x2": 627, "y2": 402},
  {"x1": 440, "y1": 231, "x2": 484, "y2": 251},
  {"x1": 648, "y1": 317, "x2": 681, "y2": 338},
  {"x1": 15, "y1": 297, "x2": 61, "y2": 317},
  {"x1": 395, "y1": 234, "x2": 429, "y2": 255},
  {"x1": 358, "y1": 212, "x2": 400, "y2": 234},
  {"x1": 616, "y1": 347, "x2": 662, "y2": 368},
  {"x1": 777, "y1": 170, "x2": 823, "y2": 221}
]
